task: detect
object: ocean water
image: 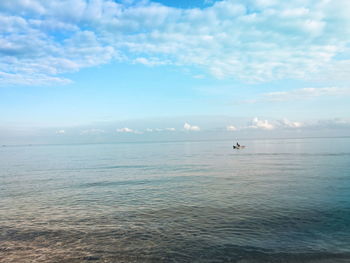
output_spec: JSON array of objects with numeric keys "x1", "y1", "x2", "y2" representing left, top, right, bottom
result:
[{"x1": 1, "y1": 138, "x2": 350, "y2": 263}]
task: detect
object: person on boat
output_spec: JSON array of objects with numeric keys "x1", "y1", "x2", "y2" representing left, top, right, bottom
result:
[{"x1": 236, "y1": 142, "x2": 240, "y2": 147}]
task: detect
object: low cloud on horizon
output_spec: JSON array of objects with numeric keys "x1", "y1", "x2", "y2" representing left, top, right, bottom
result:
[{"x1": 2, "y1": 117, "x2": 349, "y2": 145}]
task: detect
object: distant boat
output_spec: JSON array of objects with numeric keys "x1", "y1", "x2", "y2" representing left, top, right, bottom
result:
[{"x1": 233, "y1": 145, "x2": 245, "y2": 149}]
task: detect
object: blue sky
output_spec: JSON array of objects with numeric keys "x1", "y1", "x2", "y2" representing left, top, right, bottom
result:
[{"x1": 1, "y1": 0, "x2": 350, "y2": 143}]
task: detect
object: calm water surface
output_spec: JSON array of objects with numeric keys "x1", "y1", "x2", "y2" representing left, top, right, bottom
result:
[{"x1": 1, "y1": 138, "x2": 350, "y2": 262}]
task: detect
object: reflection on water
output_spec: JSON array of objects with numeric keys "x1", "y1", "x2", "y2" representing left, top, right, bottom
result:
[{"x1": 1, "y1": 138, "x2": 350, "y2": 262}]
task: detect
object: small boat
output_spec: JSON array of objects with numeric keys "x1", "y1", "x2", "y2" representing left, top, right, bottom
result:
[{"x1": 233, "y1": 145, "x2": 245, "y2": 149}]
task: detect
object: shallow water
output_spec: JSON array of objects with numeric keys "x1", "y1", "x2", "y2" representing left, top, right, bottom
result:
[{"x1": 1, "y1": 138, "x2": 350, "y2": 262}]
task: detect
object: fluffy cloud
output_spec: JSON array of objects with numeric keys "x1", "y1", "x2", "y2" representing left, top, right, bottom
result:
[
  {"x1": 184, "y1": 122, "x2": 200, "y2": 131},
  {"x1": 116, "y1": 127, "x2": 142, "y2": 134},
  {"x1": 278, "y1": 119, "x2": 303, "y2": 129},
  {"x1": 249, "y1": 117, "x2": 275, "y2": 130},
  {"x1": 246, "y1": 117, "x2": 306, "y2": 130},
  {"x1": 1, "y1": 0, "x2": 350, "y2": 85},
  {"x1": 116, "y1": 127, "x2": 133, "y2": 133},
  {"x1": 226, "y1": 125, "x2": 237, "y2": 131}
]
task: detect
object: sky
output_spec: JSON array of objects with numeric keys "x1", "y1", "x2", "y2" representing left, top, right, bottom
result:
[{"x1": 1, "y1": 0, "x2": 350, "y2": 144}]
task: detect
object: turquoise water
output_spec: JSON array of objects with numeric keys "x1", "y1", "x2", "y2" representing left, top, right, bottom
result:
[{"x1": 1, "y1": 138, "x2": 350, "y2": 262}]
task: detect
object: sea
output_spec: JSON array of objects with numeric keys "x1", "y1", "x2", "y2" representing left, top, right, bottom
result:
[{"x1": 1, "y1": 137, "x2": 350, "y2": 263}]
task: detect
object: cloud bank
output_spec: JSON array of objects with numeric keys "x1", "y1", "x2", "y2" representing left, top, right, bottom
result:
[
  {"x1": 48, "y1": 118, "x2": 350, "y2": 137},
  {"x1": 248, "y1": 117, "x2": 275, "y2": 130},
  {"x1": 2, "y1": 117, "x2": 350, "y2": 145},
  {"x1": 116, "y1": 127, "x2": 142, "y2": 134},
  {"x1": 184, "y1": 122, "x2": 200, "y2": 131},
  {"x1": 1, "y1": 0, "x2": 350, "y2": 85}
]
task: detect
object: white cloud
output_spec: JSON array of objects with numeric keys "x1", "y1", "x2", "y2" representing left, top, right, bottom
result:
[
  {"x1": 133, "y1": 57, "x2": 168, "y2": 66},
  {"x1": 56, "y1": 129, "x2": 65, "y2": 134},
  {"x1": 236, "y1": 117, "x2": 306, "y2": 130},
  {"x1": 226, "y1": 125, "x2": 237, "y2": 131},
  {"x1": 265, "y1": 87, "x2": 350, "y2": 101},
  {"x1": 278, "y1": 119, "x2": 303, "y2": 129},
  {"x1": 145, "y1": 127, "x2": 176, "y2": 132},
  {"x1": 117, "y1": 127, "x2": 135, "y2": 133},
  {"x1": 1, "y1": 0, "x2": 350, "y2": 85},
  {"x1": 184, "y1": 122, "x2": 200, "y2": 131},
  {"x1": 249, "y1": 117, "x2": 275, "y2": 130},
  {"x1": 240, "y1": 117, "x2": 350, "y2": 131},
  {"x1": 80, "y1": 128, "x2": 105, "y2": 135},
  {"x1": 147, "y1": 128, "x2": 162, "y2": 132}
]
